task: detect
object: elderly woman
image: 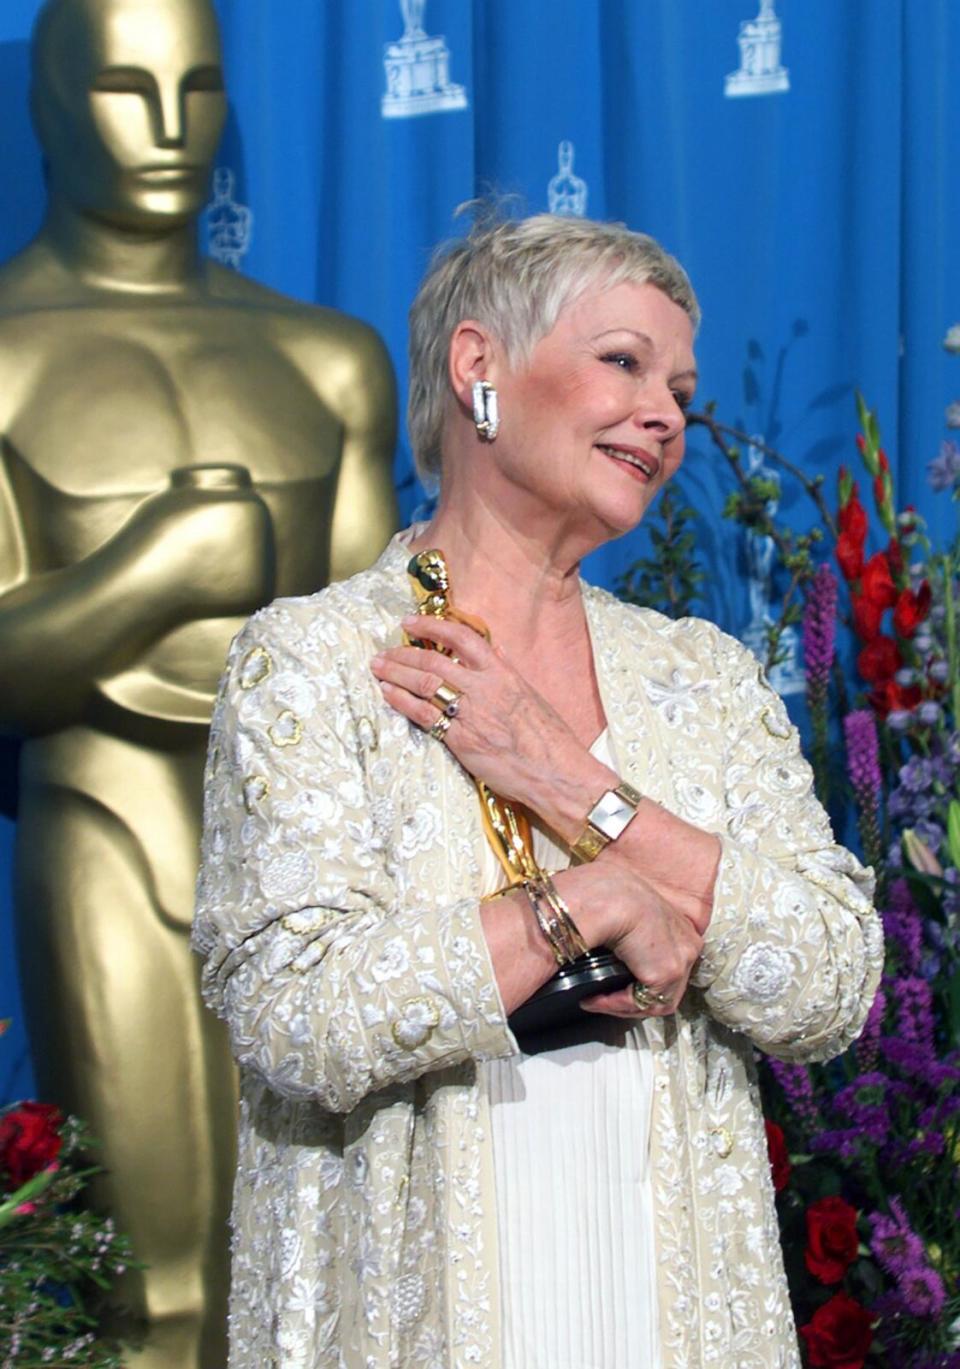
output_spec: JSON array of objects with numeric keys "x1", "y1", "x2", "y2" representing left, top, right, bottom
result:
[{"x1": 194, "y1": 215, "x2": 882, "y2": 1368}]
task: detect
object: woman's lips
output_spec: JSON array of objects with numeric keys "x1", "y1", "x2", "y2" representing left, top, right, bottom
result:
[{"x1": 595, "y1": 444, "x2": 660, "y2": 481}]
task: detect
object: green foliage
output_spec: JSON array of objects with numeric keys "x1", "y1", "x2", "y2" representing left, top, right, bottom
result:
[
  {"x1": 0, "y1": 1116, "x2": 137, "y2": 1367},
  {"x1": 617, "y1": 483, "x2": 703, "y2": 620}
]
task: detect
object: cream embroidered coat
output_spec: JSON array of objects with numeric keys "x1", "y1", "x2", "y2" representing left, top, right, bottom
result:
[{"x1": 193, "y1": 531, "x2": 883, "y2": 1369}]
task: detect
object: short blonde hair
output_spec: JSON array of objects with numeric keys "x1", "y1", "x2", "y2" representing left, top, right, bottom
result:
[{"x1": 407, "y1": 213, "x2": 699, "y2": 481}]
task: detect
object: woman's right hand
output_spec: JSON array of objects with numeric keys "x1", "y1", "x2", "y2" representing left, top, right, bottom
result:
[{"x1": 557, "y1": 856, "x2": 704, "y2": 1019}]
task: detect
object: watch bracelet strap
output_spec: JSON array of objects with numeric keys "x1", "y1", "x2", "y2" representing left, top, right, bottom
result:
[{"x1": 571, "y1": 780, "x2": 643, "y2": 863}]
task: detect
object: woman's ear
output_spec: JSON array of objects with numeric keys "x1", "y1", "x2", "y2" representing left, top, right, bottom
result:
[{"x1": 448, "y1": 321, "x2": 499, "y2": 411}]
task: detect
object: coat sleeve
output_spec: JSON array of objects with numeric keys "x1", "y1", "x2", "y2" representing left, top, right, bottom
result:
[
  {"x1": 689, "y1": 631, "x2": 883, "y2": 1063},
  {"x1": 192, "y1": 604, "x2": 515, "y2": 1114}
]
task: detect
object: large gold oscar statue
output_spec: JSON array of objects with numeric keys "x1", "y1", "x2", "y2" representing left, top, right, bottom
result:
[{"x1": 0, "y1": 1, "x2": 397, "y2": 1363}]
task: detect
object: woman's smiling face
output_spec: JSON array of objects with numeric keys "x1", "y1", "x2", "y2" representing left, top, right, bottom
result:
[{"x1": 488, "y1": 279, "x2": 697, "y2": 540}]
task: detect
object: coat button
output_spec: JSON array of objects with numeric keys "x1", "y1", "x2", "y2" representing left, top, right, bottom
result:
[{"x1": 710, "y1": 1126, "x2": 734, "y2": 1158}]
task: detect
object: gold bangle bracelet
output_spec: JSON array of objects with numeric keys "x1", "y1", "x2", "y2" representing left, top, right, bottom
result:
[
  {"x1": 539, "y1": 873, "x2": 589, "y2": 959},
  {"x1": 523, "y1": 878, "x2": 578, "y2": 965}
]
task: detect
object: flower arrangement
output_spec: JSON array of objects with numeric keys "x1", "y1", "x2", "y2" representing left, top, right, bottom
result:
[
  {"x1": 0, "y1": 1022, "x2": 135, "y2": 1368},
  {"x1": 675, "y1": 378, "x2": 960, "y2": 1366}
]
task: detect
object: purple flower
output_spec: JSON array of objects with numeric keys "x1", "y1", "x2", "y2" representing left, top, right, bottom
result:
[
  {"x1": 843, "y1": 711, "x2": 881, "y2": 826},
  {"x1": 869, "y1": 1200, "x2": 926, "y2": 1278},
  {"x1": 899, "y1": 757, "x2": 935, "y2": 794},
  {"x1": 887, "y1": 709, "x2": 914, "y2": 732},
  {"x1": 929, "y1": 439, "x2": 960, "y2": 489},
  {"x1": 882, "y1": 882, "x2": 923, "y2": 973},
  {"x1": 880, "y1": 1036, "x2": 945, "y2": 1084},
  {"x1": 810, "y1": 1127, "x2": 867, "y2": 1160},
  {"x1": 767, "y1": 1058, "x2": 820, "y2": 1128},
  {"x1": 831, "y1": 1073, "x2": 892, "y2": 1145},
  {"x1": 917, "y1": 700, "x2": 943, "y2": 727},
  {"x1": 894, "y1": 977, "x2": 935, "y2": 1054},
  {"x1": 898, "y1": 1265, "x2": 946, "y2": 1318},
  {"x1": 856, "y1": 987, "x2": 886, "y2": 1070},
  {"x1": 803, "y1": 564, "x2": 838, "y2": 690}
]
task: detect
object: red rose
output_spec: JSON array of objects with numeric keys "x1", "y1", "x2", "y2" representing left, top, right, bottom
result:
[
  {"x1": 857, "y1": 635, "x2": 901, "y2": 684},
  {"x1": 764, "y1": 1119, "x2": 791, "y2": 1193},
  {"x1": 893, "y1": 582, "x2": 931, "y2": 639},
  {"x1": 852, "y1": 594, "x2": 883, "y2": 643},
  {"x1": 799, "y1": 1291, "x2": 874, "y2": 1369},
  {"x1": 804, "y1": 1196, "x2": 860, "y2": 1283},
  {"x1": 859, "y1": 552, "x2": 896, "y2": 610},
  {"x1": 0, "y1": 1102, "x2": 63, "y2": 1189}
]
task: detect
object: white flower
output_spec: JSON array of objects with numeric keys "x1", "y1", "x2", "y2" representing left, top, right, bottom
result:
[
  {"x1": 261, "y1": 850, "x2": 313, "y2": 900},
  {"x1": 392, "y1": 996, "x2": 441, "y2": 1049},
  {"x1": 393, "y1": 1273, "x2": 426, "y2": 1328},
  {"x1": 944, "y1": 323, "x2": 960, "y2": 353},
  {"x1": 731, "y1": 942, "x2": 793, "y2": 1003},
  {"x1": 396, "y1": 805, "x2": 443, "y2": 858},
  {"x1": 372, "y1": 937, "x2": 410, "y2": 983},
  {"x1": 270, "y1": 671, "x2": 317, "y2": 716}
]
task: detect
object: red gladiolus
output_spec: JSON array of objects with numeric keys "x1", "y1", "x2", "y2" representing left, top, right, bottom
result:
[
  {"x1": 859, "y1": 553, "x2": 896, "y2": 609},
  {"x1": 764, "y1": 1119, "x2": 791, "y2": 1193},
  {"x1": 799, "y1": 1292, "x2": 874, "y2": 1369},
  {"x1": 893, "y1": 582, "x2": 931, "y2": 639},
  {"x1": 838, "y1": 489, "x2": 868, "y2": 542},
  {"x1": 836, "y1": 534, "x2": 865, "y2": 583},
  {"x1": 852, "y1": 595, "x2": 883, "y2": 643},
  {"x1": 0, "y1": 1101, "x2": 63, "y2": 1189},
  {"x1": 855, "y1": 433, "x2": 866, "y2": 453},
  {"x1": 857, "y1": 636, "x2": 901, "y2": 684},
  {"x1": 804, "y1": 1195, "x2": 860, "y2": 1283},
  {"x1": 837, "y1": 488, "x2": 868, "y2": 582},
  {"x1": 873, "y1": 474, "x2": 887, "y2": 510},
  {"x1": 886, "y1": 537, "x2": 904, "y2": 577},
  {"x1": 870, "y1": 678, "x2": 921, "y2": 719}
]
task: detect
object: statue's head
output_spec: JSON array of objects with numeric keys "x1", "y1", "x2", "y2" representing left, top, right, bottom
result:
[{"x1": 31, "y1": 0, "x2": 227, "y2": 230}]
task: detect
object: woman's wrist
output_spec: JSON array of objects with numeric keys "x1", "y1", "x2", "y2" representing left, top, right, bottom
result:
[
  {"x1": 549, "y1": 864, "x2": 621, "y2": 949},
  {"x1": 524, "y1": 752, "x2": 622, "y2": 847}
]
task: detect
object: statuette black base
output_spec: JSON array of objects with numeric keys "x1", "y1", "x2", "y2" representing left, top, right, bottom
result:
[{"x1": 508, "y1": 951, "x2": 632, "y2": 1044}]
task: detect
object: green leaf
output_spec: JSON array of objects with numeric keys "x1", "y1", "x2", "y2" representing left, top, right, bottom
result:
[{"x1": 947, "y1": 799, "x2": 960, "y2": 870}]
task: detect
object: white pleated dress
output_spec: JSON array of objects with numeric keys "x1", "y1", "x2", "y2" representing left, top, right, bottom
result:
[{"x1": 478, "y1": 733, "x2": 661, "y2": 1369}]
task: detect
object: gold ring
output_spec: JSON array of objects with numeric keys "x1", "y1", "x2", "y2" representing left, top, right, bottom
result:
[
  {"x1": 428, "y1": 713, "x2": 453, "y2": 742},
  {"x1": 431, "y1": 682, "x2": 463, "y2": 718},
  {"x1": 632, "y1": 981, "x2": 665, "y2": 1012}
]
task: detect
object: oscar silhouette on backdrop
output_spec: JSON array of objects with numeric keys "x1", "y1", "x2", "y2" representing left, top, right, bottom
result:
[{"x1": 0, "y1": 0, "x2": 397, "y2": 1363}]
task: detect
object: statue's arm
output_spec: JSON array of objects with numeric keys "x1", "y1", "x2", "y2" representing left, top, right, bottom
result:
[
  {"x1": 0, "y1": 452, "x2": 273, "y2": 734},
  {"x1": 325, "y1": 324, "x2": 399, "y2": 584}
]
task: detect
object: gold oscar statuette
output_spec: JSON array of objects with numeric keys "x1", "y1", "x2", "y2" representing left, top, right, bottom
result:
[
  {"x1": 406, "y1": 551, "x2": 631, "y2": 1041},
  {"x1": 0, "y1": 1, "x2": 398, "y2": 1364}
]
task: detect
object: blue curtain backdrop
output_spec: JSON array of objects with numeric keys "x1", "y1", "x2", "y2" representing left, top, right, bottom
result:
[{"x1": 2, "y1": 0, "x2": 960, "y2": 1101}]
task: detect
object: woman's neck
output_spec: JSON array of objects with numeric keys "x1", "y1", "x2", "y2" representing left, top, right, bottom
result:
[{"x1": 410, "y1": 488, "x2": 591, "y2": 649}]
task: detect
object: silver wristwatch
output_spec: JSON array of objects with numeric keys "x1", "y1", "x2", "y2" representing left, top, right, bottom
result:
[{"x1": 572, "y1": 781, "x2": 643, "y2": 862}]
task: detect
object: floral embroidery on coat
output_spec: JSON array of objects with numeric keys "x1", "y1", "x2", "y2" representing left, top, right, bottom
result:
[{"x1": 194, "y1": 530, "x2": 881, "y2": 1368}]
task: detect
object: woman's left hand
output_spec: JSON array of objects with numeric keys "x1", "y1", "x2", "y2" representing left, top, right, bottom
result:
[{"x1": 370, "y1": 614, "x2": 609, "y2": 827}]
